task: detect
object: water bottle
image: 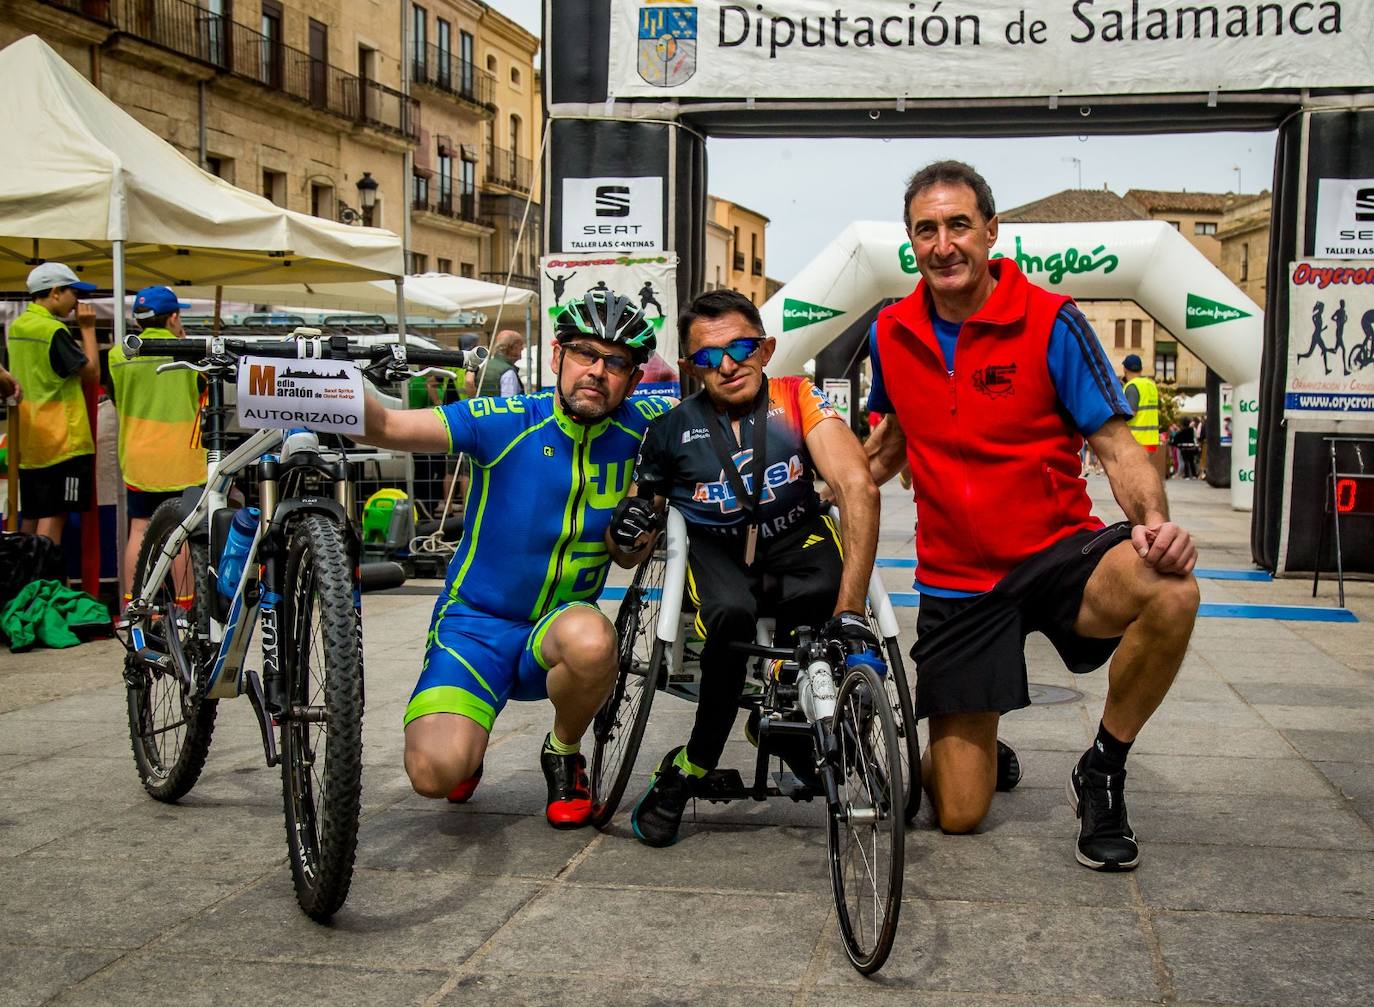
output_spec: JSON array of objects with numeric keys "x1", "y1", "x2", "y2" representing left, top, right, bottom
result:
[
  {"x1": 798, "y1": 656, "x2": 838, "y2": 725},
  {"x1": 217, "y1": 507, "x2": 260, "y2": 599}
]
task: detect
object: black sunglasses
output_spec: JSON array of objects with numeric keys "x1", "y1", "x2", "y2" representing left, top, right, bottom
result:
[
  {"x1": 560, "y1": 341, "x2": 637, "y2": 375},
  {"x1": 688, "y1": 337, "x2": 762, "y2": 370}
]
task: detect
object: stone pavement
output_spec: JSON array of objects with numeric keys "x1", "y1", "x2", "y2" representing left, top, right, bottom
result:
[{"x1": 1, "y1": 477, "x2": 1371, "y2": 1006}]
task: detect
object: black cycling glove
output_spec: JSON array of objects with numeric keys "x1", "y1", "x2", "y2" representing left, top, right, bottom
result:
[
  {"x1": 609, "y1": 496, "x2": 660, "y2": 552},
  {"x1": 822, "y1": 610, "x2": 880, "y2": 653}
]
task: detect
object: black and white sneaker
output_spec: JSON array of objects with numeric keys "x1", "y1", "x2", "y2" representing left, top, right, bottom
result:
[
  {"x1": 1067, "y1": 751, "x2": 1140, "y2": 872},
  {"x1": 996, "y1": 740, "x2": 1022, "y2": 792}
]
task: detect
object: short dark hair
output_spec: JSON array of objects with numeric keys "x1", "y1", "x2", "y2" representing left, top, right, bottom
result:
[
  {"x1": 677, "y1": 288, "x2": 764, "y2": 351},
  {"x1": 902, "y1": 160, "x2": 996, "y2": 231},
  {"x1": 138, "y1": 312, "x2": 174, "y2": 331},
  {"x1": 30, "y1": 287, "x2": 58, "y2": 301}
]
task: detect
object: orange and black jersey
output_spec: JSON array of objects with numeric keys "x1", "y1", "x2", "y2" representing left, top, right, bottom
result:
[{"x1": 634, "y1": 376, "x2": 841, "y2": 538}]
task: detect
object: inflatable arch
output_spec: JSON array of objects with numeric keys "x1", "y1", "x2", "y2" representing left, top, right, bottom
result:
[{"x1": 762, "y1": 220, "x2": 1263, "y2": 509}]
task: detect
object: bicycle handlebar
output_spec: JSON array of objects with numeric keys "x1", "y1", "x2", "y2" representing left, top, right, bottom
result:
[{"x1": 121, "y1": 330, "x2": 486, "y2": 372}]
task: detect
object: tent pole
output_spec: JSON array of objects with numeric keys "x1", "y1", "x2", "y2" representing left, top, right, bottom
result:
[
  {"x1": 213, "y1": 285, "x2": 223, "y2": 337},
  {"x1": 525, "y1": 302, "x2": 533, "y2": 391},
  {"x1": 395, "y1": 277, "x2": 407, "y2": 345},
  {"x1": 98, "y1": 239, "x2": 129, "y2": 600}
]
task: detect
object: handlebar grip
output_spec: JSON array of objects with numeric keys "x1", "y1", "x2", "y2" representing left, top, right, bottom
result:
[{"x1": 402, "y1": 345, "x2": 489, "y2": 370}]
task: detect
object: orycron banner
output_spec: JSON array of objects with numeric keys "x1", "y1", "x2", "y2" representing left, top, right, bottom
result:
[
  {"x1": 1285, "y1": 261, "x2": 1374, "y2": 420},
  {"x1": 608, "y1": 1, "x2": 1373, "y2": 99}
]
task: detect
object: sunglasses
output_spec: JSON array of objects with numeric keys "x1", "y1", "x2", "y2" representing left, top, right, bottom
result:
[
  {"x1": 688, "y1": 337, "x2": 762, "y2": 370},
  {"x1": 560, "y1": 341, "x2": 637, "y2": 376}
]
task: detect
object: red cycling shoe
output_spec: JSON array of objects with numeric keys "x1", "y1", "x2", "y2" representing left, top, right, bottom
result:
[
  {"x1": 446, "y1": 760, "x2": 484, "y2": 803},
  {"x1": 540, "y1": 744, "x2": 592, "y2": 829}
]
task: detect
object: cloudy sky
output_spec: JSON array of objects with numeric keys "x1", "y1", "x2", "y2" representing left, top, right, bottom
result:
[{"x1": 495, "y1": 2, "x2": 1275, "y2": 279}]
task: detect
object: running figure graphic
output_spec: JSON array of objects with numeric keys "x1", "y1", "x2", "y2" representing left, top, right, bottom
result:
[
  {"x1": 1330, "y1": 299, "x2": 1350, "y2": 375},
  {"x1": 544, "y1": 271, "x2": 579, "y2": 306},
  {"x1": 1296, "y1": 301, "x2": 1334, "y2": 374},
  {"x1": 638, "y1": 281, "x2": 664, "y2": 318}
]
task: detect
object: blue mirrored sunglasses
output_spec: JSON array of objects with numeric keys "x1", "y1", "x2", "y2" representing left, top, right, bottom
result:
[{"x1": 688, "y1": 337, "x2": 762, "y2": 370}]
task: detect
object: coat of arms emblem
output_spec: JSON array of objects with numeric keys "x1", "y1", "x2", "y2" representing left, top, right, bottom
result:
[{"x1": 637, "y1": 5, "x2": 697, "y2": 87}]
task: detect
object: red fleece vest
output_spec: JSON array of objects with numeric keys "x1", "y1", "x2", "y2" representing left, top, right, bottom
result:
[{"x1": 877, "y1": 259, "x2": 1101, "y2": 593}]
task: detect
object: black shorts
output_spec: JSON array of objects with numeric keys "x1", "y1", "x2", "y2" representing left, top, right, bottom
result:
[
  {"x1": 126, "y1": 488, "x2": 190, "y2": 520},
  {"x1": 911, "y1": 522, "x2": 1132, "y2": 720},
  {"x1": 19, "y1": 455, "x2": 94, "y2": 519}
]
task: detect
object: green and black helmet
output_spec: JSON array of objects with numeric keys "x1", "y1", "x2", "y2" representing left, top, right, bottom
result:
[{"x1": 554, "y1": 289, "x2": 657, "y2": 363}]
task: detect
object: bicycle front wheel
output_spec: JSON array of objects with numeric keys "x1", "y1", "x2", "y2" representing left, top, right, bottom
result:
[
  {"x1": 590, "y1": 551, "x2": 667, "y2": 828},
  {"x1": 827, "y1": 662, "x2": 905, "y2": 975},
  {"x1": 279, "y1": 514, "x2": 363, "y2": 921},
  {"x1": 125, "y1": 499, "x2": 218, "y2": 802},
  {"x1": 883, "y1": 637, "x2": 922, "y2": 823}
]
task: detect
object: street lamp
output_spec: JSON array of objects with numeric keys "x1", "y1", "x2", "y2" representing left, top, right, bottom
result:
[{"x1": 356, "y1": 171, "x2": 379, "y2": 227}]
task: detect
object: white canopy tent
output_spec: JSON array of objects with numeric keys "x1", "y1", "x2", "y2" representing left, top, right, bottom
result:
[{"x1": 0, "y1": 34, "x2": 408, "y2": 347}]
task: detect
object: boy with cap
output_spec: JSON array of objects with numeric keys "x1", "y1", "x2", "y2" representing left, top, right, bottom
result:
[
  {"x1": 7, "y1": 262, "x2": 99, "y2": 543},
  {"x1": 108, "y1": 286, "x2": 207, "y2": 597}
]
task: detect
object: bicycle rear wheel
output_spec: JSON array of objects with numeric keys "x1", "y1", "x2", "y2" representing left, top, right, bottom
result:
[
  {"x1": 590, "y1": 551, "x2": 667, "y2": 828},
  {"x1": 827, "y1": 662, "x2": 905, "y2": 975},
  {"x1": 279, "y1": 514, "x2": 363, "y2": 921},
  {"x1": 883, "y1": 637, "x2": 922, "y2": 823},
  {"x1": 125, "y1": 499, "x2": 218, "y2": 802}
]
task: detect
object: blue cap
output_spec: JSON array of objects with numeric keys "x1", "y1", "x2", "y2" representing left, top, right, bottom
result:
[
  {"x1": 1122, "y1": 354, "x2": 1143, "y2": 372},
  {"x1": 132, "y1": 286, "x2": 191, "y2": 320}
]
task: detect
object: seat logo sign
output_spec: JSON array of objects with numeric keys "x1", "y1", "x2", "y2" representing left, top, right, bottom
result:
[
  {"x1": 637, "y1": 4, "x2": 697, "y2": 87},
  {"x1": 595, "y1": 185, "x2": 631, "y2": 217}
]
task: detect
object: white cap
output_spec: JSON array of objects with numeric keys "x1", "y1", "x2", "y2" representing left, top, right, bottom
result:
[{"x1": 26, "y1": 262, "x2": 97, "y2": 294}]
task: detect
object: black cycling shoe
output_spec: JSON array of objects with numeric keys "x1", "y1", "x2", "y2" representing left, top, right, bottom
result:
[
  {"x1": 996, "y1": 740, "x2": 1022, "y2": 792},
  {"x1": 540, "y1": 742, "x2": 592, "y2": 830},
  {"x1": 631, "y1": 746, "x2": 695, "y2": 847},
  {"x1": 1068, "y1": 750, "x2": 1140, "y2": 872}
]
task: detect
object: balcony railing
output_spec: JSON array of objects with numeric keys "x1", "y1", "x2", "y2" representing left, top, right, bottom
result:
[
  {"x1": 47, "y1": 0, "x2": 418, "y2": 140},
  {"x1": 416, "y1": 191, "x2": 483, "y2": 225},
  {"x1": 412, "y1": 44, "x2": 494, "y2": 108},
  {"x1": 480, "y1": 271, "x2": 539, "y2": 291},
  {"x1": 732, "y1": 252, "x2": 745, "y2": 272},
  {"x1": 752, "y1": 256, "x2": 764, "y2": 276},
  {"x1": 485, "y1": 146, "x2": 532, "y2": 193}
]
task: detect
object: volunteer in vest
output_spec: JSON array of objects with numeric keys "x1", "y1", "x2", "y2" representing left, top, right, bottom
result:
[
  {"x1": 467, "y1": 329, "x2": 526, "y2": 399},
  {"x1": 1121, "y1": 354, "x2": 1160, "y2": 452},
  {"x1": 866, "y1": 161, "x2": 1200, "y2": 872},
  {"x1": 107, "y1": 286, "x2": 208, "y2": 596},
  {"x1": 7, "y1": 262, "x2": 99, "y2": 544}
]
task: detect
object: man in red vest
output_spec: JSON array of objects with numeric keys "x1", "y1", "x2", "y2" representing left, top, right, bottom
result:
[{"x1": 867, "y1": 161, "x2": 1200, "y2": 871}]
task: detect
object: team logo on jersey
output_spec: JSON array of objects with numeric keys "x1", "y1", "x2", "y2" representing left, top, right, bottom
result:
[
  {"x1": 693, "y1": 450, "x2": 804, "y2": 514},
  {"x1": 681, "y1": 427, "x2": 710, "y2": 444},
  {"x1": 972, "y1": 363, "x2": 1017, "y2": 399},
  {"x1": 637, "y1": 5, "x2": 697, "y2": 87}
]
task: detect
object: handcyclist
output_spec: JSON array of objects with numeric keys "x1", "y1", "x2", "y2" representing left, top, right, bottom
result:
[
  {"x1": 608, "y1": 288, "x2": 881, "y2": 847},
  {"x1": 355, "y1": 290, "x2": 672, "y2": 829}
]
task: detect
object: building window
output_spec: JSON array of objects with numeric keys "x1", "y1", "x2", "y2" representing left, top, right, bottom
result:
[
  {"x1": 1240, "y1": 242, "x2": 1250, "y2": 282},
  {"x1": 438, "y1": 151, "x2": 453, "y2": 209},
  {"x1": 310, "y1": 183, "x2": 334, "y2": 219},
  {"x1": 461, "y1": 262, "x2": 475, "y2": 278},
  {"x1": 410, "y1": 252, "x2": 429, "y2": 274},
  {"x1": 307, "y1": 19, "x2": 328, "y2": 107},
  {"x1": 1194, "y1": 221, "x2": 1218, "y2": 236},
  {"x1": 1114, "y1": 318, "x2": 1126, "y2": 349},
  {"x1": 437, "y1": 257, "x2": 451, "y2": 273},
  {"x1": 510, "y1": 66, "x2": 521, "y2": 86},
  {"x1": 411, "y1": 4, "x2": 427, "y2": 76},
  {"x1": 413, "y1": 172, "x2": 429, "y2": 206},
  {"x1": 459, "y1": 30, "x2": 474, "y2": 95},
  {"x1": 262, "y1": 169, "x2": 285, "y2": 206},
  {"x1": 486, "y1": 53, "x2": 497, "y2": 73},
  {"x1": 260, "y1": 1, "x2": 283, "y2": 88},
  {"x1": 1154, "y1": 350, "x2": 1177, "y2": 383},
  {"x1": 509, "y1": 113, "x2": 522, "y2": 155},
  {"x1": 436, "y1": 18, "x2": 451, "y2": 88},
  {"x1": 206, "y1": 155, "x2": 232, "y2": 183},
  {"x1": 1130, "y1": 319, "x2": 1143, "y2": 349},
  {"x1": 1166, "y1": 220, "x2": 1180, "y2": 230}
]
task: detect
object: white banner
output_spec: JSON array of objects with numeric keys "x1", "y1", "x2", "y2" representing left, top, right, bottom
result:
[
  {"x1": 236, "y1": 357, "x2": 364, "y2": 434},
  {"x1": 561, "y1": 176, "x2": 664, "y2": 252},
  {"x1": 1315, "y1": 178, "x2": 1374, "y2": 259},
  {"x1": 609, "y1": 1, "x2": 1373, "y2": 99},
  {"x1": 822, "y1": 377, "x2": 852, "y2": 425},
  {"x1": 1285, "y1": 261, "x2": 1374, "y2": 419},
  {"x1": 539, "y1": 253, "x2": 681, "y2": 395}
]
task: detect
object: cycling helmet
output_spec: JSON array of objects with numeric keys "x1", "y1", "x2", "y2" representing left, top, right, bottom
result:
[{"x1": 554, "y1": 289, "x2": 657, "y2": 363}]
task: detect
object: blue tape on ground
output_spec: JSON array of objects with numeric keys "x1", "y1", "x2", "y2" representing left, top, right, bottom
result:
[{"x1": 876, "y1": 557, "x2": 1272, "y2": 582}]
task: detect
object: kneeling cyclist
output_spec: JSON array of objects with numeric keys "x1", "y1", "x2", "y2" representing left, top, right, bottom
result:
[
  {"x1": 609, "y1": 289, "x2": 881, "y2": 847},
  {"x1": 357, "y1": 291, "x2": 672, "y2": 828}
]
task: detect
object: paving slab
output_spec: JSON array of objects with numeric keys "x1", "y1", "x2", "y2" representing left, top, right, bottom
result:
[
  {"x1": 435, "y1": 972, "x2": 792, "y2": 1006},
  {"x1": 0, "y1": 946, "x2": 122, "y2": 1007}
]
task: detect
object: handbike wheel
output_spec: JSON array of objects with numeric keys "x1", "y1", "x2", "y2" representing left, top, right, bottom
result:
[
  {"x1": 280, "y1": 514, "x2": 363, "y2": 921},
  {"x1": 827, "y1": 662, "x2": 905, "y2": 975},
  {"x1": 125, "y1": 498, "x2": 218, "y2": 802},
  {"x1": 883, "y1": 637, "x2": 922, "y2": 823},
  {"x1": 590, "y1": 551, "x2": 667, "y2": 828}
]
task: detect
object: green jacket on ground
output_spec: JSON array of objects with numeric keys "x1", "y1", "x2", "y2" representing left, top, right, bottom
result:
[{"x1": 0, "y1": 579, "x2": 110, "y2": 651}]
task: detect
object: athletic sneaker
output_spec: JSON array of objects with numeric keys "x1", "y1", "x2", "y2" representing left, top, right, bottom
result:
[
  {"x1": 446, "y1": 760, "x2": 484, "y2": 803},
  {"x1": 631, "y1": 746, "x2": 695, "y2": 847},
  {"x1": 996, "y1": 740, "x2": 1022, "y2": 792},
  {"x1": 540, "y1": 743, "x2": 592, "y2": 829},
  {"x1": 1067, "y1": 750, "x2": 1140, "y2": 872}
]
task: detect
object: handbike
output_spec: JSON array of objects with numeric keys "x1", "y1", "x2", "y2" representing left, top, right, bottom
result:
[
  {"x1": 117, "y1": 328, "x2": 482, "y2": 920},
  {"x1": 590, "y1": 506, "x2": 915, "y2": 973}
]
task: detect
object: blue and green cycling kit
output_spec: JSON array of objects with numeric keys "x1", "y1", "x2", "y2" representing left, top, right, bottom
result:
[{"x1": 405, "y1": 392, "x2": 672, "y2": 731}]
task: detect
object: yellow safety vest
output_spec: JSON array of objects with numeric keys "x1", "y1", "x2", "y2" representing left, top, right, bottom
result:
[
  {"x1": 6, "y1": 303, "x2": 94, "y2": 469},
  {"x1": 108, "y1": 328, "x2": 207, "y2": 492},
  {"x1": 1124, "y1": 376, "x2": 1160, "y2": 448}
]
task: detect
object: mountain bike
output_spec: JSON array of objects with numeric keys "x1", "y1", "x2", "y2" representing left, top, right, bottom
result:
[{"x1": 117, "y1": 328, "x2": 482, "y2": 920}]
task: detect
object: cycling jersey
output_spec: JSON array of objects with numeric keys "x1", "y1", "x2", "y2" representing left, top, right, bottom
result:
[
  {"x1": 433, "y1": 392, "x2": 673, "y2": 622},
  {"x1": 633, "y1": 376, "x2": 839, "y2": 541}
]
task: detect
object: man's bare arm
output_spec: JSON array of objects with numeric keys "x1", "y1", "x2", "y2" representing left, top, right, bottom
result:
[
  {"x1": 866, "y1": 413, "x2": 909, "y2": 487},
  {"x1": 355, "y1": 389, "x2": 452, "y2": 454},
  {"x1": 807, "y1": 418, "x2": 881, "y2": 614},
  {"x1": 1089, "y1": 417, "x2": 1197, "y2": 575},
  {"x1": 75, "y1": 303, "x2": 99, "y2": 384}
]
